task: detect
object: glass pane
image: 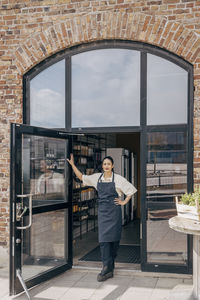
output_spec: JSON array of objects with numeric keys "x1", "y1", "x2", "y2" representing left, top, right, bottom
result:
[
  {"x1": 30, "y1": 60, "x2": 65, "y2": 128},
  {"x1": 146, "y1": 131, "x2": 187, "y2": 265},
  {"x1": 72, "y1": 49, "x2": 140, "y2": 127},
  {"x1": 147, "y1": 54, "x2": 188, "y2": 125},
  {"x1": 22, "y1": 134, "x2": 67, "y2": 206},
  {"x1": 22, "y1": 209, "x2": 68, "y2": 280}
]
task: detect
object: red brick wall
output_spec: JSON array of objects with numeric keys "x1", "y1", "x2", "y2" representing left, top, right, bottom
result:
[{"x1": 0, "y1": 0, "x2": 200, "y2": 247}]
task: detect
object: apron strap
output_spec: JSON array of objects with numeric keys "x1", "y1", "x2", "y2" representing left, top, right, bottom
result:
[
  {"x1": 98, "y1": 172, "x2": 114, "y2": 183},
  {"x1": 98, "y1": 173, "x2": 104, "y2": 183}
]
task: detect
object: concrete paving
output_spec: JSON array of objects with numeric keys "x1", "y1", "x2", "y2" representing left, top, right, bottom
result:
[{"x1": 0, "y1": 266, "x2": 195, "y2": 300}]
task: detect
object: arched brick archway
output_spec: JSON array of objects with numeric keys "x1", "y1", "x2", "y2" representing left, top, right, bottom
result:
[{"x1": 14, "y1": 12, "x2": 200, "y2": 73}]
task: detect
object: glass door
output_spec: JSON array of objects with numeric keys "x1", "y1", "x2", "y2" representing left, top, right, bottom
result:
[
  {"x1": 141, "y1": 130, "x2": 192, "y2": 274},
  {"x1": 10, "y1": 123, "x2": 73, "y2": 296}
]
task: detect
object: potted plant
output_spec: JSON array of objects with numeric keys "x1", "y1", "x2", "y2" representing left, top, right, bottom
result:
[{"x1": 176, "y1": 188, "x2": 200, "y2": 221}]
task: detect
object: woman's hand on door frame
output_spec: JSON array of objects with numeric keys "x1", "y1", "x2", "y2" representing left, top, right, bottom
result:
[{"x1": 67, "y1": 153, "x2": 75, "y2": 166}]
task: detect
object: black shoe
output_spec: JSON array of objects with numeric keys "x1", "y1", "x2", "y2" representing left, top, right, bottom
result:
[{"x1": 97, "y1": 265, "x2": 113, "y2": 282}]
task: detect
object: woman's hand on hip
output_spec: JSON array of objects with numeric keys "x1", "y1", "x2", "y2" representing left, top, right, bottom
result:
[{"x1": 114, "y1": 198, "x2": 126, "y2": 206}]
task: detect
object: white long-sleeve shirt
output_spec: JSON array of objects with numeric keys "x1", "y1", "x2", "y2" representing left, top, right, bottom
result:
[{"x1": 82, "y1": 172, "x2": 137, "y2": 197}]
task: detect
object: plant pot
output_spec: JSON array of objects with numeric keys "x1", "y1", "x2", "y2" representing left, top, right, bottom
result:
[{"x1": 175, "y1": 196, "x2": 200, "y2": 221}]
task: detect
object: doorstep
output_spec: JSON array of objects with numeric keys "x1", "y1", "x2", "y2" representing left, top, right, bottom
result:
[{"x1": 72, "y1": 263, "x2": 192, "y2": 280}]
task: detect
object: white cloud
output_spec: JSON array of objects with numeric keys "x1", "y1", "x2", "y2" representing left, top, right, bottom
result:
[
  {"x1": 30, "y1": 88, "x2": 65, "y2": 128},
  {"x1": 72, "y1": 49, "x2": 140, "y2": 127}
]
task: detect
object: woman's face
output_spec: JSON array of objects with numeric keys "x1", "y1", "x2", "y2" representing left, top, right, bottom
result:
[{"x1": 102, "y1": 159, "x2": 113, "y2": 173}]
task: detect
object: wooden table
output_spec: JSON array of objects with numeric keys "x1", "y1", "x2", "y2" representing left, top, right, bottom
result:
[{"x1": 169, "y1": 216, "x2": 200, "y2": 300}]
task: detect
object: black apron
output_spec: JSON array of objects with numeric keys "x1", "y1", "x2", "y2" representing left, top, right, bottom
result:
[{"x1": 97, "y1": 173, "x2": 122, "y2": 243}]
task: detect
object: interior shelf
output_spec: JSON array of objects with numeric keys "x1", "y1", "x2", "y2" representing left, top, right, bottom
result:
[{"x1": 72, "y1": 134, "x2": 106, "y2": 240}]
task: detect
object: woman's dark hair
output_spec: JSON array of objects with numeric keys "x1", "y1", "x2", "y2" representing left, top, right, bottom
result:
[{"x1": 102, "y1": 156, "x2": 114, "y2": 165}]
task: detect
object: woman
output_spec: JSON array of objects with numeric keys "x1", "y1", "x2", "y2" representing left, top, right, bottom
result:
[{"x1": 67, "y1": 154, "x2": 137, "y2": 282}]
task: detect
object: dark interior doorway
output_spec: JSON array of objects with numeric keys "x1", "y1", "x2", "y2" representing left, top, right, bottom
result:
[{"x1": 72, "y1": 132, "x2": 140, "y2": 270}]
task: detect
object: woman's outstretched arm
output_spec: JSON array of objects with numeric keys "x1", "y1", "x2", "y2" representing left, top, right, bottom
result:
[{"x1": 67, "y1": 153, "x2": 83, "y2": 181}]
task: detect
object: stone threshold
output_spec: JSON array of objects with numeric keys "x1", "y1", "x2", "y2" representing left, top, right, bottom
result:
[{"x1": 72, "y1": 263, "x2": 192, "y2": 279}]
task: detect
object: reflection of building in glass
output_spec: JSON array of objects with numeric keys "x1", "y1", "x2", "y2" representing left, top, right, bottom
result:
[
  {"x1": 147, "y1": 163, "x2": 187, "y2": 189},
  {"x1": 148, "y1": 151, "x2": 186, "y2": 163},
  {"x1": 147, "y1": 132, "x2": 187, "y2": 194},
  {"x1": 27, "y1": 136, "x2": 66, "y2": 200},
  {"x1": 146, "y1": 132, "x2": 187, "y2": 222},
  {"x1": 35, "y1": 160, "x2": 64, "y2": 195}
]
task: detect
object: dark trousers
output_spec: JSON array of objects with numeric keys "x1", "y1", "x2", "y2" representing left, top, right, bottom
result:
[{"x1": 99, "y1": 241, "x2": 120, "y2": 268}]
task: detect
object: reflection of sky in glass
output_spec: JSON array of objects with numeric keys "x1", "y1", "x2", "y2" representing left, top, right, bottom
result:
[
  {"x1": 30, "y1": 60, "x2": 65, "y2": 128},
  {"x1": 147, "y1": 54, "x2": 188, "y2": 125},
  {"x1": 72, "y1": 49, "x2": 140, "y2": 127}
]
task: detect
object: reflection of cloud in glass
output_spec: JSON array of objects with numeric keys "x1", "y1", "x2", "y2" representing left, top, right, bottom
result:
[
  {"x1": 72, "y1": 49, "x2": 140, "y2": 127},
  {"x1": 30, "y1": 88, "x2": 65, "y2": 128},
  {"x1": 147, "y1": 54, "x2": 188, "y2": 125},
  {"x1": 30, "y1": 59, "x2": 65, "y2": 128}
]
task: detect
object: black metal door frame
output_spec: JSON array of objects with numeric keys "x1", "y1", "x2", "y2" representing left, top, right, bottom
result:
[{"x1": 9, "y1": 123, "x2": 73, "y2": 296}]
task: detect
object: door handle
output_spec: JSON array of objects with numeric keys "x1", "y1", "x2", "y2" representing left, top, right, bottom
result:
[
  {"x1": 16, "y1": 206, "x2": 28, "y2": 221},
  {"x1": 16, "y1": 194, "x2": 32, "y2": 230}
]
